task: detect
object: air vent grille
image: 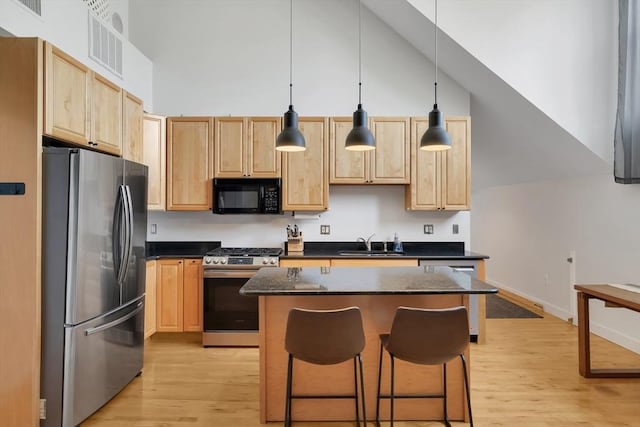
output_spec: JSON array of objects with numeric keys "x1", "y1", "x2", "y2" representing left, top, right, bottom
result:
[
  {"x1": 88, "y1": 13, "x2": 123, "y2": 78},
  {"x1": 82, "y1": 0, "x2": 111, "y2": 21},
  {"x1": 16, "y1": 0, "x2": 41, "y2": 16}
]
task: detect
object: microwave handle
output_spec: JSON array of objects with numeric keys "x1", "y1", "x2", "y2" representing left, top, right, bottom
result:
[{"x1": 259, "y1": 186, "x2": 265, "y2": 212}]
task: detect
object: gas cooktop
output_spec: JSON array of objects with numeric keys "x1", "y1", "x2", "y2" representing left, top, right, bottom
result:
[{"x1": 205, "y1": 247, "x2": 283, "y2": 257}]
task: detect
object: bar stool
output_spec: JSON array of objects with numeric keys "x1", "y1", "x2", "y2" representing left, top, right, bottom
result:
[
  {"x1": 375, "y1": 306, "x2": 473, "y2": 427},
  {"x1": 284, "y1": 306, "x2": 366, "y2": 427}
]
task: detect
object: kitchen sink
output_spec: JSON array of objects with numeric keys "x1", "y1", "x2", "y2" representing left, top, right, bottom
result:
[{"x1": 337, "y1": 250, "x2": 405, "y2": 256}]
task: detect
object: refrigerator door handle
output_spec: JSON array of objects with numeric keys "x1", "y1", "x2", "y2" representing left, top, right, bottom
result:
[
  {"x1": 116, "y1": 185, "x2": 129, "y2": 286},
  {"x1": 84, "y1": 301, "x2": 144, "y2": 336},
  {"x1": 120, "y1": 185, "x2": 134, "y2": 282},
  {"x1": 112, "y1": 186, "x2": 124, "y2": 284}
]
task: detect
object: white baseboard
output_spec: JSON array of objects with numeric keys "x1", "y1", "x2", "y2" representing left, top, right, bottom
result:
[{"x1": 486, "y1": 278, "x2": 640, "y2": 355}]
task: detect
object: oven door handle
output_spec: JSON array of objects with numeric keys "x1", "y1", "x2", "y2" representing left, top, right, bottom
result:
[{"x1": 203, "y1": 270, "x2": 257, "y2": 279}]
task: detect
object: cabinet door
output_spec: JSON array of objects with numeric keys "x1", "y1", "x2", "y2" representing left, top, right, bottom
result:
[
  {"x1": 330, "y1": 258, "x2": 418, "y2": 267},
  {"x1": 156, "y1": 259, "x2": 184, "y2": 332},
  {"x1": 247, "y1": 117, "x2": 281, "y2": 177},
  {"x1": 441, "y1": 117, "x2": 471, "y2": 210},
  {"x1": 183, "y1": 259, "x2": 203, "y2": 332},
  {"x1": 329, "y1": 117, "x2": 368, "y2": 184},
  {"x1": 143, "y1": 114, "x2": 166, "y2": 210},
  {"x1": 91, "y1": 72, "x2": 123, "y2": 155},
  {"x1": 214, "y1": 117, "x2": 245, "y2": 177},
  {"x1": 44, "y1": 42, "x2": 91, "y2": 146},
  {"x1": 405, "y1": 117, "x2": 440, "y2": 210},
  {"x1": 167, "y1": 117, "x2": 213, "y2": 210},
  {"x1": 144, "y1": 261, "x2": 157, "y2": 339},
  {"x1": 282, "y1": 117, "x2": 329, "y2": 211},
  {"x1": 123, "y1": 91, "x2": 144, "y2": 163},
  {"x1": 370, "y1": 117, "x2": 410, "y2": 184}
]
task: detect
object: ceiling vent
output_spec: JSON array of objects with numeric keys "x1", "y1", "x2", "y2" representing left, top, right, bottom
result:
[
  {"x1": 88, "y1": 12, "x2": 123, "y2": 78},
  {"x1": 15, "y1": 0, "x2": 41, "y2": 16}
]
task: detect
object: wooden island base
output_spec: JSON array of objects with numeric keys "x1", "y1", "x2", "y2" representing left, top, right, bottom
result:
[{"x1": 259, "y1": 294, "x2": 471, "y2": 423}]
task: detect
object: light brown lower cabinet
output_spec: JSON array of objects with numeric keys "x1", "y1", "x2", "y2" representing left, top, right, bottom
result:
[
  {"x1": 279, "y1": 258, "x2": 418, "y2": 268},
  {"x1": 155, "y1": 258, "x2": 203, "y2": 333},
  {"x1": 144, "y1": 261, "x2": 157, "y2": 338}
]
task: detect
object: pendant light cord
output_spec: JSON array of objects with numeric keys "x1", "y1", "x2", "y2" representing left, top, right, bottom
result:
[
  {"x1": 358, "y1": 0, "x2": 362, "y2": 105},
  {"x1": 434, "y1": 0, "x2": 438, "y2": 107},
  {"x1": 289, "y1": 0, "x2": 293, "y2": 107}
]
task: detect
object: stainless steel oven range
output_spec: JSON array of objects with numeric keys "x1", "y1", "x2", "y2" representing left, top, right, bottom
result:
[{"x1": 202, "y1": 247, "x2": 281, "y2": 347}]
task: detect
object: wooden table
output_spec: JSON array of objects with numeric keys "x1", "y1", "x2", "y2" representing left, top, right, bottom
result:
[{"x1": 574, "y1": 284, "x2": 640, "y2": 378}]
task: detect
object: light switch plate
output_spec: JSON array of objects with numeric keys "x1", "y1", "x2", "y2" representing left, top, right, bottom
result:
[
  {"x1": 452, "y1": 224, "x2": 459, "y2": 234},
  {"x1": 424, "y1": 224, "x2": 434, "y2": 234},
  {"x1": 320, "y1": 225, "x2": 330, "y2": 235},
  {"x1": 150, "y1": 223, "x2": 157, "y2": 234}
]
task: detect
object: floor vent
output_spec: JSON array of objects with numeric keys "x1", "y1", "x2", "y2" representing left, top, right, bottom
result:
[
  {"x1": 15, "y1": 0, "x2": 41, "y2": 16},
  {"x1": 88, "y1": 12, "x2": 123, "y2": 78}
]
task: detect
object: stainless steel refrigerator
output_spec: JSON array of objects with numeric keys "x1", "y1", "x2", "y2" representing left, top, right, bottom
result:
[{"x1": 41, "y1": 147, "x2": 147, "y2": 426}]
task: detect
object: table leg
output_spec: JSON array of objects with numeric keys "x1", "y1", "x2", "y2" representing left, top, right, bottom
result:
[{"x1": 577, "y1": 291, "x2": 591, "y2": 377}]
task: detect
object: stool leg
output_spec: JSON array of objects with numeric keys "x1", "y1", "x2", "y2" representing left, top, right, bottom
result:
[
  {"x1": 285, "y1": 354, "x2": 293, "y2": 427},
  {"x1": 390, "y1": 355, "x2": 395, "y2": 427},
  {"x1": 358, "y1": 353, "x2": 367, "y2": 427},
  {"x1": 354, "y1": 357, "x2": 361, "y2": 426},
  {"x1": 460, "y1": 354, "x2": 474, "y2": 427},
  {"x1": 375, "y1": 341, "x2": 383, "y2": 427},
  {"x1": 443, "y1": 363, "x2": 450, "y2": 427}
]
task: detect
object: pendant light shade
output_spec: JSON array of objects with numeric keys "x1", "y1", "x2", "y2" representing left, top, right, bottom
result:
[
  {"x1": 420, "y1": 105, "x2": 451, "y2": 151},
  {"x1": 345, "y1": 0, "x2": 375, "y2": 151},
  {"x1": 276, "y1": 0, "x2": 305, "y2": 152},
  {"x1": 277, "y1": 105, "x2": 306, "y2": 152},
  {"x1": 346, "y1": 104, "x2": 375, "y2": 151},
  {"x1": 419, "y1": 0, "x2": 451, "y2": 152}
]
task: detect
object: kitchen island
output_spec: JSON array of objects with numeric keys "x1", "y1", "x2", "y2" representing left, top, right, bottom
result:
[{"x1": 240, "y1": 266, "x2": 497, "y2": 423}]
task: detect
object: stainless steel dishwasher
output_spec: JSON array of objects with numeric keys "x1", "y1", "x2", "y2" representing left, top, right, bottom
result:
[{"x1": 418, "y1": 259, "x2": 480, "y2": 341}]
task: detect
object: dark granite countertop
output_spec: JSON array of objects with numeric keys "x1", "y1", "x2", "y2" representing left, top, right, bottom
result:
[
  {"x1": 281, "y1": 241, "x2": 489, "y2": 260},
  {"x1": 240, "y1": 266, "x2": 498, "y2": 296},
  {"x1": 146, "y1": 241, "x2": 221, "y2": 259}
]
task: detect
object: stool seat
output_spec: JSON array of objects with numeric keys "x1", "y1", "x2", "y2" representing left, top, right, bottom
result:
[
  {"x1": 376, "y1": 306, "x2": 473, "y2": 427},
  {"x1": 284, "y1": 306, "x2": 367, "y2": 427}
]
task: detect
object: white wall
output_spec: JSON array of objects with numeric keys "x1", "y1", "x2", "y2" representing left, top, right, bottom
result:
[
  {"x1": 471, "y1": 175, "x2": 640, "y2": 353},
  {"x1": 149, "y1": 186, "x2": 470, "y2": 247},
  {"x1": 130, "y1": 0, "x2": 471, "y2": 247},
  {"x1": 0, "y1": 0, "x2": 153, "y2": 107},
  {"x1": 408, "y1": 0, "x2": 618, "y2": 164}
]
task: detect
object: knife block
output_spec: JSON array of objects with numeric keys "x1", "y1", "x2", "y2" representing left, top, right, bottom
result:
[{"x1": 287, "y1": 233, "x2": 304, "y2": 253}]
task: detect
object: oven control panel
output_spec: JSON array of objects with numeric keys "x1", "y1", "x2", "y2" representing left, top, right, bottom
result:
[{"x1": 203, "y1": 256, "x2": 279, "y2": 267}]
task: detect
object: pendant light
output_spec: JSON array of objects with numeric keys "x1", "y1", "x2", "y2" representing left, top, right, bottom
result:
[
  {"x1": 345, "y1": 0, "x2": 375, "y2": 151},
  {"x1": 276, "y1": 0, "x2": 306, "y2": 152},
  {"x1": 420, "y1": 0, "x2": 451, "y2": 151}
]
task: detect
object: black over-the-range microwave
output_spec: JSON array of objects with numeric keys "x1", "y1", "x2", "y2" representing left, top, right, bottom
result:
[{"x1": 212, "y1": 178, "x2": 281, "y2": 214}]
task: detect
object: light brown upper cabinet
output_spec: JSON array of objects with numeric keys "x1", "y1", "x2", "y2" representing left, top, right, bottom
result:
[
  {"x1": 44, "y1": 42, "x2": 91, "y2": 146},
  {"x1": 44, "y1": 42, "x2": 123, "y2": 155},
  {"x1": 122, "y1": 91, "x2": 144, "y2": 163},
  {"x1": 214, "y1": 117, "x2": 282, "y2": 178},
  {"x1": 143, "y1": 114, "x2": 166, "y2": 210},
  {"x1": 405, "y1": 116, "x2": 470, "y2": 211},
  {"x1": 329, "y1": 117, "x2": 368, "y2": 183},
  {"x1": 282, "y1": 117, "x2": 329, "y2": 211},
  {"x1": 166, "y1": 117, "x2": 213, "y2": 211},
  {"x1": 329, "y1": 117, "x2": 410, "y2": 184}
]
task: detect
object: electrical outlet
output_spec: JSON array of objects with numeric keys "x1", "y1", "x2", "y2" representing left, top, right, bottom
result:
[
  {"x1": 423, "y1": 224, "x2": 434, "y2": 234},
  {"x1": 150, "y1": 223, "x2": 157, "y2": 234},
  {"x1": 320, "y1": 225, "x2": 330, "y2": 235},
  {"x1": 452, "y1": 224, "x2": 459, "y2": 234}
]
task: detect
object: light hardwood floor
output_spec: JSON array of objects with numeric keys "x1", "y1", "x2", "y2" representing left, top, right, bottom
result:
[{"x1": 84, "y1": 316, "x2": 640, "y2": 426}]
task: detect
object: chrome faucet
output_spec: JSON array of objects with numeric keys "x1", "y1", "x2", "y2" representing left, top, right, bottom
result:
[{"x1": 357, "y1": 233, "x2": 375, "y2": 251}]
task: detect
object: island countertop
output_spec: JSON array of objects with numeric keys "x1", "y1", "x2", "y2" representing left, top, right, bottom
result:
[{"x1": 240, "y1": 265, "x2": 498, "y2": 295}]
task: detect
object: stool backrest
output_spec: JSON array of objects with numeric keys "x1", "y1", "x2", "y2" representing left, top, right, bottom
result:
[
  {"x1": 285, "y1": 306, "x2": 365, "y2": 365},
  {"x1": 386, "y1": 306, "x2": 469, "y2": 365}
]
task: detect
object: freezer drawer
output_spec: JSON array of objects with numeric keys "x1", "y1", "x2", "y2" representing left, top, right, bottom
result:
[{"x1": 62, "y1": 298, "x2": 144, "y2": 426}]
